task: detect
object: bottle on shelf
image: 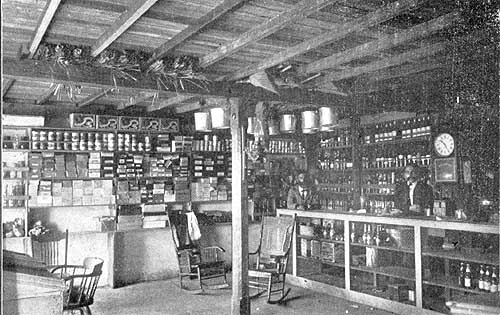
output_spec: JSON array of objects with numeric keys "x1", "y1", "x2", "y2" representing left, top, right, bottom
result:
[
  {"x1": 350, "y1": 223, "x2": 356, "y2": 244},
  {"x1": 464, "y1": 263, "x2": 472, "y2": 289},
  {"x1": 490, "y1": 267, "x2": 498, "y2": 293},
  {"x1": 458, "y1": 262, "x2": 465, "y2": 287},
  {"x1": 478, "y1": 265, "x2": 485, "y2": 290},
  {"x1": 484, "y1": 266, "x2": 491, "y2": 292}
]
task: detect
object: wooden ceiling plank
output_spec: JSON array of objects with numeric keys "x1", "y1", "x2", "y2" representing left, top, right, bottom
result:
[
  {"x1": 315, "y1": 42, "x2": 446, "y2": 86},
  {"x1": 35, "y1": 84, "x2": 59, "y2": 105},
  {"x1": 117, "y1": 91, "x2": 156, "y2": 110},
  {"x1": 301, "y1": 12, "x2": 458, "y2": 74},
  {"x1": 144, "y1": 0, "x2": 247, "y2": 69},
  {"x1": 2, "y1": 79, "x2": 15, "y2": 98},
  {"x1": 147, "y1": 94, "x2": 198, "y2": 112},
  {"x1": 199, "y1": 0, "x2": 336, "y2": 68},
  {"x1": 366, "y1": 59, "x2": 447, "y2": 83},
  {"x1": 91, "y1": 0, "x2": 160, "y2": 57},
  {"x1": 223, "y1": 0, "x2": 423, "y2": 81},
  {"x1": 2, "y1": 57, "x2": 347, "y2": 106},
  {"x1": 28, "y1": 0, "x2": 62, "y2": 58},
  {"x1": 77, "y1": 87, "x2": 115, "y2": 107},
  {"x1": 175, "y1": 101, "x2": 203, "y2": 113}
]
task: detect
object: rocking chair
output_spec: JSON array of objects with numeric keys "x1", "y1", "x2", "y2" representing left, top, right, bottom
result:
[
  {"x1": 249, "y1": 214, "x2": 296, "y2": 304},
  {"x1": 168, "y1": 210, "x2": 228, "y2": 294}
]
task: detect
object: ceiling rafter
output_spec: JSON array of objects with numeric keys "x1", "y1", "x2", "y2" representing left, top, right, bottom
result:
[
  {"x1": 147, "y1": 94, "x2": 199, "y2": 112},
  {"x1": 362, "y1": 71, "x2": 449, "y2": 94},
  {"x1": 91, "y1": 0, "x2": 160, "y2": 57},
  {"x1": 365, "y1": 59, "x2": 448, "y2": 83},
  {"x1": 144, "y1": 0, "x2": 247, "y2": 69},
  {"x1": 314, "y1": 42, "x2": 447, "y2": 86},
  {"x1": 117, "y1": 91, "x2": 156, "y2": 110},
  {"x1": 77, "y1": 88, "x2": 115, "y2": 107},
  {"x1": 222, "y1": 0, "x2": 424, "y2": 82},
  {"x1": 2, "y1": 58, "x2": 347, "y2": 106},
  {"x1": 300, "y1": 11, "x2": 459, "y2": 75},
  {"x1": 199, "y1": 0, "x2": 336, "y2": 68},
  {"x1": 2, "y1": 79, "x2": 15, "y2": 99},
  {"x1": 175, "y1": 101, "x2": 203, "y2": 114},
  {"x1": 28, "y1": 0, "x2": 62, "y2": 58}
]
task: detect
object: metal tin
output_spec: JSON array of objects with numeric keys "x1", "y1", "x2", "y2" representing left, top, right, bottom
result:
[
  {"x1": 280, "y1": 114, "x2": 296, "y2": 133},
  {"x1": 319, "y1": 107, "x2": 338, "y2": 128},
  {"x1": 194, "y1": 112, "x2": 212, "y2": 132},
  {"x1": 301, "y1": 110, "x2": 319, "y2": 134},
  {"x1": 210, "y1": 107, "x2": 229, "y2": 129}
]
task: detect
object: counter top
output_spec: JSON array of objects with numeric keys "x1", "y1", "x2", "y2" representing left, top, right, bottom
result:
[{"x1": 277, "y1": 209, "x2": 499, "y2": 234}]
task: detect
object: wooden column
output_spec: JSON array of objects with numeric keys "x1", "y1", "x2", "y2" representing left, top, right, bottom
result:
[{"x1": 230, "y1": 97, "x2": 250, "y2": 315}]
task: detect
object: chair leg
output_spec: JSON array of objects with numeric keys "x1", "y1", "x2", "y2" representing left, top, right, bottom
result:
[
  {"x1": 197, "y1": 267, "x2": 203, "y2": 291},
  {"x1": 85, "y1": 306, "x2": 92, "y2": 315},
  {"x1": 266, "y1": 276, "x2": 273, "y2": 303}
]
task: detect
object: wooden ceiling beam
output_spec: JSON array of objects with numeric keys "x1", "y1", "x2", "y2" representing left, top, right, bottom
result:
[
  {"x1": 314, "y1": 42, "x2": 447, "y2": 86},
  {"x1": 301, "y1": 12, "x2": 459, "y2": 74},
  {"x1": 77, "y1": 87, "x2": 115, "y2": 107},
  {"x1": 91, "y1": 0, "x2": 160, "y2": 57},
  {"x1": 175, "y1": 102, "x2": 203, "y2": 114},
  {"x1": 2, "y1": 58, "x2": 347, "y2": 106},
  {"x1": 117, "y1": 92, "x2": 156, "y2": 110},
  {"x1": 223, "y1": 0, "x2": 423, "y2": 81},
  {"x1": 199, "y1": 0, "x2": 336, "y2": 68},
  {"x1": 35, "y1": 84, "x2": 59, "y2": 105},
  {"x1": 2, "y1": 79, "x2": 15, "y2": 99},
  {"x1": 365, "y1": 59, "x2": 448, "y2": 83},
  {"x1": 144, "y1": 0, "x2": 246, "y2": 69},
  {"x1": 147, "y1": 94, "x2": 198, "y2": 112},
  {"x1": 28, "y1": 0, "x2": 62, "y2": 58}
]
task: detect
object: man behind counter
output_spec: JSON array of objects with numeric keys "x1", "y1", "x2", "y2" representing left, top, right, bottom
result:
[
  {"x1": 395, "y1": 164, "x2": 434, "y2": 216},
  {"x1": 287, "y1": 172, "x2": 315, "y2": 210}
]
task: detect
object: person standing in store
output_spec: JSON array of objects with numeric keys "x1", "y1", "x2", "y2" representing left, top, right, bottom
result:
[
  {"x1": 394, "y1": 164, "x2": 433, "y2": 216},
  {"x1": 287, "y1": 171, "x2": 315, "y2": 210}
]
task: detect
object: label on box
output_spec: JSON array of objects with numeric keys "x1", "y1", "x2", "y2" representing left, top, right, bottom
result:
[
  {"x1": 119, "y1": 116, "x2": 140, "y2": 130},
  {"x1": 160, "y1": 118, "x2": 179, "y2": 132},
  {"x1": 97, "y1": 115, "x2": 119, "y2": 130},
  {"x1": 70, "y1": 113, "x2": 96, "y2": 129},
  {"x1": 140, "y1": 117, "x2": 160, "y2": 131}
]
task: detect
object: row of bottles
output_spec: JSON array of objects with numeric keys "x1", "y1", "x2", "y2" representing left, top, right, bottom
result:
[
  {"x1": 362, "y1": 172, "x2": 396, "y2": 185},
  {"x1": 362, "y1": 198, "x2": 395, "y2": 214},
  {"x1": 350, "y1": 224, "x2": 392, "y2": 247},
  {"x1": 319, "y1": 185, "x2": 353, "y2": 194},
  {"x1": 192, "y1": 135, "x2": 231, "y2": 152},
  {"x1": 318, "y1": 173, "x2": 353, "y2": 185},
  {"x1": 362, "y1": 187, "x2": 395, "y2": 195},
  {"x1": 363, "y1": 116, "x2": 432, "y2": 144},
  {"x1": 318, "y1": 150, "x2": 353, "y2": 170},
  {"x1": 321, "y1": 221, "x2": 344, "y2": 241},
  {"x1": 362, "y1": 145, "x2": 431, "y2": 169},
  {"x1": 319, "y1": 198, "x2": 353, "y2": 212},
  {"x1": 319, "y1": 129, "x2": 351, "y2": 148},
  {"x1": 459, "y1": 263, "x2": 498, "y2": 292},
  {"x1": 267, "y1": 139, "x2": 305, "y2": 154}
]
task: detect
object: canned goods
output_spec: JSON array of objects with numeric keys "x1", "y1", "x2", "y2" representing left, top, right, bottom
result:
[
  {"x1": 56, "y1": 142, "x2": 63, "y2": 150},
  {"x1": 32, "y1": 141, "x2": 40, "y2": 150},
  {"x1": 31, "y1": 130, "x2": 40, "y2": 140},
  {"x1": 79, "y1": 142, "x2": 87, "y2": 151},
  {"x1": 72, "y1": 132, "x2": 79, "y2": 142},
  {"x1": 39, "y1": 131, "x2": 47, "y2": 141},
  {"x1": 64, "y1": 142, "x2": 70, "y2": 150},
  {"x1": 56, "y1": 131, "x2": 63, "y2": 141},
  {"x1": 40, "y1": 142, "x2": 48, "y2": 150},
  {"x1": 48, "y1": 131, "x2": 55, "y2": 141},
  {"x1": 72, "y1": 142, "x2": 79, "y2": 151},
  {"x1": 88, "y1": 142, "x2": 94, "y2": 151},
  {"x1": 47, "y1": 142, "x2": 55, "y2": 150}
]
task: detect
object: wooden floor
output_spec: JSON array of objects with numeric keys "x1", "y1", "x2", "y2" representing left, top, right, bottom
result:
[{"x1": 92, "y1": 278, "x2": 397, "y2": 315}]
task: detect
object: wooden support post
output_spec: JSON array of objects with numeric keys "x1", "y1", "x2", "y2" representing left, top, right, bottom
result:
[
  {"x1": 414, "y1": 225, "x2": 423, "y2": 308},
  {"x1": 230, "y1": 97, "x2": 250, "y2": 315},
  {"x1": 344, "y1": 220, "x2": 351, "y2": 290},
  {"x1": 351, "y1": 93, "x2": 362, "y2": 210}
]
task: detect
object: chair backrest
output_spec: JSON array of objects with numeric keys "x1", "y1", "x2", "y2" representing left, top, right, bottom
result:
[
  {"x1": 258, "y1": 215, "x2": 296, "y2": 258},
  {"x1": 64, "y1": 264, "x2": 102, "y2": 309},
  {"x1": 83, "y1": 257, "x2": 104, "y2": 273},
  {"x1": 31, "y1": 229, "x2": 68, "y2": 266}
]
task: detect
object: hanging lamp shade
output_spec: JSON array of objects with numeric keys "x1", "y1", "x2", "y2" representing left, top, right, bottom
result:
[
  {"x1": 210, "y1": 107, "x2": 229, "y2": 129},
  {"x1": 319, "y1": 107, "x2": 338, "y2": 129},
  {"x1": 247, "y1": 117, "x2": 256, "y2": 135},
  {"x1": 194, "y1": 112, "x2": 212, "y2": 132},
  {"x1": 268, "y1": 119, "x2": 279, "y2": 135},
  {"x1": 280, "y1": 114, "x2": 296, "y2": 133},
  {"x1": 301, "y1": 110, "x2": 319, "y2": 134}
]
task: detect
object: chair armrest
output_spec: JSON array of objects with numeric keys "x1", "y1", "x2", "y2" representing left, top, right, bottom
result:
[
  {"x1": 50, "y1": 264, "x2": 83, "y2": 273},
  {"x1": 202, "y1": 245, "x2": 225, "y2": 253},
  {"x1": 248, "y1": 250, "x2": 259, "y2": 256}
]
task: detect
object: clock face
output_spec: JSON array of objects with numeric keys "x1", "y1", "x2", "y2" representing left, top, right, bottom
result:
[{"x1": 434, "y1": 133, "x2": 455, "y2": 157}]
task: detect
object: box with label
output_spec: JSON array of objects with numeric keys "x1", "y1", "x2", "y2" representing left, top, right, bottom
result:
[
  {"x1": 140, "y1": 117, "x2": 161, "y2": 131},
  {"x1": 300, "y1": 238, "x2": 310, "y2": 257},
  {"x1": 96, "y1": 115, "x2": 119, "y2": 130},
  {"x1": 70, "y1": 113, "x2": 96, "y2": 129},
  {"x1": 119, "y1": 116, "x2": 140, "y2": 130},
  {"x1": 160, "y1": 118, "x2": 179, "y2": 132}
]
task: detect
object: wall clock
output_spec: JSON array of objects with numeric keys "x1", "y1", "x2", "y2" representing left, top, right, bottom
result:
[{"x1": 434, "y1": 133, "x2": 455, "y2": 157}]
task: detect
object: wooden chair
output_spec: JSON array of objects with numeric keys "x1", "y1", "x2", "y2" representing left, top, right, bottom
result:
[
  {"x1": 51, "y1": 257, "x2": 104, "y2": 315},
  {"x1": 167, "y1": 210, "x2": 228, "y2": 294},
  {"x1": 31, "y1": 229, "x2": 69, "y2": 271},
  {"x1": 249, "y1": 214, "x2": 296, "y2": 304}
]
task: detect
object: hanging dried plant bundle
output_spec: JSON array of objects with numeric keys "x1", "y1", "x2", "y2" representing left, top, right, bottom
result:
[{"x1": 31, "y1": 43, "x2": 210, "y2": 92}]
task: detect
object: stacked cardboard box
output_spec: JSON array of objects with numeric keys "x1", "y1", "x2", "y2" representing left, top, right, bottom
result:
[
  {"x1": 116, "y1": 180, "x2": 141, "y2": 205},
  {"x1": 72, "y1": 180, "x2": 84, "y2": 205},
  {"x1": 156, "y1": 134, "x2": 171, "y2": 152},
  {"x1": 101, "y1": 152, "x2": 114, "y2": 177},
  {"x1": 28, "y1": 153, "x2": 42, "y2": 179},
  {"x1": 52, "y1": 181, "x2": 63, "y2": 206},
  {"x1": 55, "y1": 154, "x2": 65, "y2": 178},
  {"x1": 62, "y1": 180, "x2": 73, "y2": 206},
  {"x1": 174, "y1": 177, "x2": 190, "y2": 202},
  {"x1": 172, "y1": 136, "x2": 192, "y2": 152},
  {"x1": 28, "y1": 180, "x2": 39, "y2": 207},
  {"x1": 142, "y1": 204, "x2": 167, "y2": 229},
  {"x1": 116, "y1": 205, "x2": 142, "y2": 231},
  {"x1": 65, "y1": 154, "x2": 77, "y2": 177},
  {"x1": 76, "y1": 154, "x2": 88, "y2": 177},
  {"x1": 41, "y1": 152, "x2": 56, "y2": 178},
  {"x1": 88, "y1": 152, "x2": 101, "y2": 178}
]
